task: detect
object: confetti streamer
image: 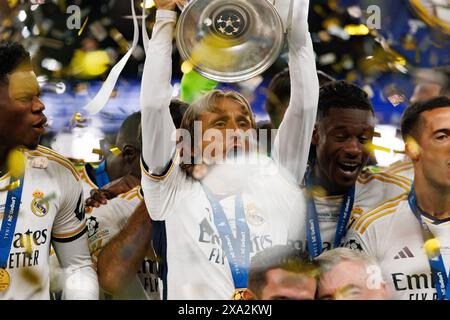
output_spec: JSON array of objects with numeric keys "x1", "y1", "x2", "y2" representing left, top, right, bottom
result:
[
  {"x1": 0, "y1": 180, "x2": 20, "y2": 192},
  {"x1": 109, "y1": 146, "x2": 122, "y2": 156},
  {"x1": 83, "y1": 0, "x2": 139, "y2": 115},
  {"x1": 365, "y1": 143, "x2": 391, "y2": 154},
  {"x1": 92, "y1": 148, "x2": 105, "y2": 156},
  {"x1": 77, "y1": 16, "x2": 89, "y2": 37}
]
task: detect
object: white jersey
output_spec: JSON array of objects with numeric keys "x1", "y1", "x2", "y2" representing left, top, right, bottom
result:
[
  {"x1": 77, "y1": 165, "x2": 98, "y2": 201},
  {"x1": 0, "y1": 146, "x2": 87, "y2": 300},
  {"x1": 289, "y1": 170, "x2": 412, "y2": 253},
  {"x1": 344, "y1": 194, "x2": 450, "y2": 300},
  {"x1": 142, "y1": 157, "x2": 304, "y2": 299},
  {"x1": 49, "y1": 164, "x2": 98, "y2": 297},
  {"x1": 87, "y1": 186, "x2": 160, "y2": 300},
  {"x1": 140, "y1": 3, "x2": 317, "y2": 300},
  {"x1": 385, "y1": 159, "x2": 414, "y2": 181}
]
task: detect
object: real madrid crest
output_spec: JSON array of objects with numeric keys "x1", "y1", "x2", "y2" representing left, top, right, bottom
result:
[
  {"x1": 244, "y1": 203, "x2": 265, "y2": 226},
  {"x1": 31, "y1": 190, "x2": 49, "y2": 217}
]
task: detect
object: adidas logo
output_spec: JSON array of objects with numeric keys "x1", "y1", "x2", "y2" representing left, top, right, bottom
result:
[{"x1": 394, "y1": 247, "x2": 414, "y2": 259}]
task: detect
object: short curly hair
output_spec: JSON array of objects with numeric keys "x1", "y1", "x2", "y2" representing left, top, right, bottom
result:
[
  {"x1": 0, "y1": 41, "x2": 31, "y2": 86},
  {"x1": 317, "y1": 80, "x2": 374, "y2": 122}
]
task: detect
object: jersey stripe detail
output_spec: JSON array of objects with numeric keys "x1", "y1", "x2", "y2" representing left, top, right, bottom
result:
[
  {"x1": 359, "y1": 209, "x2": 397, "y2": 234},
  {"x1": 357, "y1": 173, "x2": 410, "y2": 190},
  {"x1": 52, "y1": 224, "x2": 87, "y2": 240},
  {"x1": 78, "y1": 166, "x2": 98, "y2": 189},
  {"x1": 141, "y1": 157, "x2": 175, "y2": 181},
  {"x1": 118, "y1": 186, "x2": 141, "y2": 200},
  {"x1": 387, "y1": 160, "x2": 413, "y2": 172},
  {"x1": 137, "y1": 187, "x2": 144, "y2": 201},
  {"x1": 379, "y1": 171, "x2": 412, "y2": 185},
  {"x1": 52, "y1": 226, "x2": 87, "y2": 243},
  {"x1": 354, "y1": 193, "x2": 408, "y2": 232},
  {"x1": 27, "y1": 147, "x2": 80, "y2": 181}
]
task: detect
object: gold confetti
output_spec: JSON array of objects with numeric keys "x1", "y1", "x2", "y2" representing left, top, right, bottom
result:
[
  {"x1": 7, "y1": 0, "x2": 18, "y2": 8},
  {"x1": 20, "y1": 268, "x2": 41, "y2": 286},
  {"x1": 78, "y1": 17, "x2": 89, "y2": 37},
  {"x1": 110, "y1": 146, "x2": 122, "y2": 156},
  {"x1": 308, "y1": 185, "x2": 327, "y2": 198},
  {"x1": 181, "y1": 61, "x2": 194, "y2": 74},
  {"x1": 70, "y1": 112, "x2": 87, "y2": 128},
  {"x1": 92, "y1": 148, "x2": 105, "y2": 156},
  {"x1": 424, "y1": 238, "x2": 440, "y2": 259},
  {"x1": 344, "y1": 24, "x2": 369, "y2": 36},
  {"x1": 25, "y1": 240, "x2": 33, "y2": 259},
  {"x1": 140, "y1": 0, "x2": 155, "y2": 9},
  {"x1": 0, "y1": 180, "x2": 20, "y2": 192},
  {"x1": 6, "y1": 149, "x2": 25, "y2": 178},
  {"x1": 365, "y1": 143, "x2": 391, "y2": 153}
]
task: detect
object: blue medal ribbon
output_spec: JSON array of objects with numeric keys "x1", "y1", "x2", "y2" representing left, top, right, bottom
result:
[
  {"x1": 305, "y1": 168, "x2": 355, "y2": 258},
  {"x1": 202, "y1": 185, "x2": 251, "y2": 289},
  {"x1": 0, "y1": 176, "x2": 25, "y2": 268},
  {"x1": 408, "y1": 186, "x2": 450, "y2": 300},
  {"x1": 93, "y1": 161, "x2": 110, "y2": 188}
]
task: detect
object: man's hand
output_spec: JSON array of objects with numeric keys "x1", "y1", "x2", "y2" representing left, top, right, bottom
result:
[
  {"x1": 154, "y1": 0, "x2": 187, "y2": 11},
  {"x1": 85, "y1": 174, "x2": 141, "y2": 208}
]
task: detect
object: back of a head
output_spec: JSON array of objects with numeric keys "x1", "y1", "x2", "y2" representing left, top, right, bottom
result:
[
  {"x1": 169, "y1": 99, "x2": 189, "y2": 129},
  {"x1": 248, "y1": 245, "x2": 317, "y2": 297},
  {"x1": 118, "y1": 112, "x2": 142, "y2": 149},
  {"x1": 400, "y1": 96, "x2": 450, "y2": 141},
  {"x1": 317, "y1": 80, "x2": 374, "y2": 122},
  {"x1": 0, "y1": 41, "x2": 31, "y2": 86},
  {"x1": 317, "y1": 70, "x2": 335, "y2": 87},
  {"x1": 265, "y1": 69, "x2": 290, "y2": 127}
]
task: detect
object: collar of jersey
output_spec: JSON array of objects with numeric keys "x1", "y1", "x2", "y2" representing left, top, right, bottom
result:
[{"x1": 421, "y1": 211, "x2": 450, "y2": 226}]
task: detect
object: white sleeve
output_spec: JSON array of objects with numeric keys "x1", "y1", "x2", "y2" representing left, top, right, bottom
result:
[
  {"x1": 52, "y1": 233, "x2": 99, "y2": 300},
  {"x1": 52, "y1": 167, "x2": 87, "y2": 243},
  {"x1": 140, "y1": 9, "x2": 178, "y2": 175},
  {"x1": 272, "y1": 0, "x2": 319, "y2": 185},
  {"x1": 140, "y1": 10, "x2": 192, "y2": 222}
]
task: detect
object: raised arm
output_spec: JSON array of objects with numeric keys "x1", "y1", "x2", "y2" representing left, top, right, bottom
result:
[
  {"x1": 140, "y1": 4, "x2": 178, "y2": 174},
  {"x1": 272, "y1": 0, "x2": 319, "y2": 185}
]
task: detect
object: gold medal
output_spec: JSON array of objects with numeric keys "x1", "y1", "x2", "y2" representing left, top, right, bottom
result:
[
  {"x1": 231, "y1": 288, "x2": 247, "y2": 300},
  {"x1": 0, "y1": 268, "x2": 11, "y2": 292}
]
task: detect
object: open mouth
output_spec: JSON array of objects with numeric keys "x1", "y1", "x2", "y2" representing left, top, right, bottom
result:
[
  {"x1": 32, "y1": 117, "x2": 48, "y2": 132},
  {"x1": 337, "y1": 161, "x2": 361, "y2": 177}
]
